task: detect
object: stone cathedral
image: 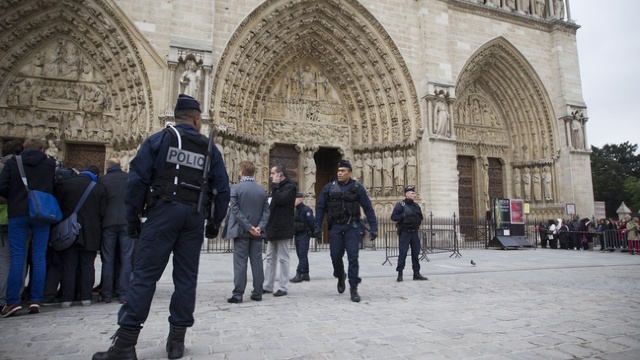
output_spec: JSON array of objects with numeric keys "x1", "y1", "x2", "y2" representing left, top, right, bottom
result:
[{"x1": 0, "y1": 0, "x2": 594, "y2": 235}]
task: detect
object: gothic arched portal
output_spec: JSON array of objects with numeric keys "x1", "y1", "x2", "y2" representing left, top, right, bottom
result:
[
  {"x1": 0, "y1": 0, "x2": 155, "y2": 167},
  {"x1": 210, "y1": 0, "x2": 422, "y2": 196},
  {"x1": 455, "y1": 37, "x2": 562, "y2": 222}
]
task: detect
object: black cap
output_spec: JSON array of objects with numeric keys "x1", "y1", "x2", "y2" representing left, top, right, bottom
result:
[
  {"x1": 337, "y1": 159, "x2": 352, "y2": 171},
  {"x1": 295, "y1": 193, "x2": 304, "y2": 198},
  {"x1": 84, "y1": 165, "x2": 100, "y2": 176},
  {"x1": 404, "y1": 186, "x2": 416, "y2": 193},
  {"x1": 174, "y1": 93, "x2": 201, "y2": 113}
]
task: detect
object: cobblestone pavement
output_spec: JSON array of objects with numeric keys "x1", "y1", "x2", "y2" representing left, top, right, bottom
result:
[{"x1": 1, "y1": 248, "x2": 639, "y2": 360}]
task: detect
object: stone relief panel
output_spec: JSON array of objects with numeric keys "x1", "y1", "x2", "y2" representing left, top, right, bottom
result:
[{"x1": 454, "y1": 93, "x2": 508, "y2": 146}]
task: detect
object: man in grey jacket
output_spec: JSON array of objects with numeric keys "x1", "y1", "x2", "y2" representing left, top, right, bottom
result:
[{"x1": 223, "y1": 161, "x2": 270, "y2": 303}]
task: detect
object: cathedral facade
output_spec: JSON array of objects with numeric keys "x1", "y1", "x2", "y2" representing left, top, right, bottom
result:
[{"x1": 0, "y1": 0, "x2": 593, "y2": 228}]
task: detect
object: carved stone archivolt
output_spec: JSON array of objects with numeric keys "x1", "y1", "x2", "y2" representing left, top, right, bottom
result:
[
  {"x1": 0, "y1": 0, "x2": 153, "y2": 162},
  {"x1": 210, "y1": 0, "x2": 421, "y2": 152}
]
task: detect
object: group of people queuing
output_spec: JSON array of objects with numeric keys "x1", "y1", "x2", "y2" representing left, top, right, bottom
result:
[
  {"x1": 0, "y1": 136, "x2": 134, "y2": 319},
  {"x1": 538, "y1": 215, "x2": 639, "y2": 253},
  {"x1": 0, "y1": 94, "x2": 429, "y2": 360}
]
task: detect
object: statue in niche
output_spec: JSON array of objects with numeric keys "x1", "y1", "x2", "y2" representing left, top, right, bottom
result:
[
  {"x1": 482, "y1": 157, "x2": 490, "y2": 210},
  {"x1": 532, "y1": 167, "x2": 542, "y2": 202},
  {"x1": 406, "y1": 149, "x2": 417, "y2": 188},
  {"x1": 300, "y1": 63, "x2": 316, "y2": 98},
  {"x1": 45, "y1": 140, "x2": 59, "y2": 160},
  {"x1": 520, "y1": 0, "x2": 531, "y2": 14},
  {"x1": 303, "y1": 150, "x2": 316, "y2": 195},
  {"x1": 179, "y1": 55, "x2": 201, "y2": 98},
  {"x1": 486, "y1": 0, "x2": 500, "y2": 7},
  {"x1": 534, "y1": 0, "x2": 545, "y2": 17},
  {"x1": 46, "y1": 39, "x2": 66, "y2": 77},
  {"x1": 61, "y1": 46, "x2": 79, "y2": 79},
  {"x1": 383, "y1": 150, "x2": 394, "y2": 196},
  {"x1": 32, "y1": 52, "x2": 45, "y2": 76},
  {"x1": 434, "y1": 101, "x2": 449, "y2": 136},
  {"x1": 542, "y1": 166, "x2": 553, "y2": 201},
  {"x1": 363, "y1": 152, "x2": 373, "y2": 192},
  {"x1": 372, "y1": 151, "x2": 383, "y2": 196},
  {"x1": 471, "y1": 99, "x2": 482, "y2": 125},
  {"x1": 505, "y1": 0, "x2": 516, "y2": 11},
  {"x1": 554, "y1": 0, "x2": 565, "y2": 19},
  {"x1": 513, "y1": 168, "x2": 522, "y2": 199},
  {"x1": 522, "y1": 167, "x2": 531, "y2": 201},
  {"x1": 353, "y1": 153, "x2": 364, "y2": 182},
  {"x1": 571, "y1": 117, "x2": 584, "y2": 149},
  {"x1": 393, "y1": 150, "x2": 405, "y2": 196},
  {"x1": 223, "y1": 139, "x2": 234, "y2": 177}
]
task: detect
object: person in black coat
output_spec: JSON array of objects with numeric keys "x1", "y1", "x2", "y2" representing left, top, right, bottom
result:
[
  {"x1": 263, "y1": 165, "x2": 297, "y2": 297},
  {"x1": 0, "y1": 138, "x2": 56, "y2": 317},
  {"x1": 99, "y1": 158, "x2": 132, "y2": 303},
  {"x1": 55, "y1": 165, "x2": 106, "y2": 307}
]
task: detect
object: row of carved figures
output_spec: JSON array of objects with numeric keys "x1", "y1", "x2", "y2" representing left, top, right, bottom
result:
[
  {"x1": 351, "y1": 149, "x2": 418, "y2": 197},
  {"x1": 475, "y1": 0, "x2": 566, "y2": 19},
  {"x1": 513, "y1": 165, "x2": 554, "y2": 203}
]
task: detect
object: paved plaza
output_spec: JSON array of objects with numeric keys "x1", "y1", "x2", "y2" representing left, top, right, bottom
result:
[{"x1": 1, "y1": 248, "x2": 639, "y2": 360}]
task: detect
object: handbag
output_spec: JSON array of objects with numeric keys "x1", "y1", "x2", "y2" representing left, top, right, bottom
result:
[
  {"x1": 16, "y1": 156, "x2": 62, "y2": 224},
  {"x1": 50, "y1": 181, "x2": 96, "y2": 251}
]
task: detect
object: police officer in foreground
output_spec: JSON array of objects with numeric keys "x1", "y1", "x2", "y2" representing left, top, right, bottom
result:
[
  {"x1": 390, "y1": 186, "x2": 428, "y2": 282},
  {"x1": 93, "y1": 94, "x2": 230, "y2": 360},
  {"x1": 290, "y1": 193, "x2": 317, "y2": 283},
  {"x1": 314, "y1": 159, "x2": 377, "y2": 302}
]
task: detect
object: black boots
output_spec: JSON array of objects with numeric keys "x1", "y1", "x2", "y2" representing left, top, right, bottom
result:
[
  {"x1": 166, "y1": 324, "x2": 187, "y2": 359},
  {"x1": 397, "y1": 271, "x2": 403, "y2": 282},
  {"x1": 350, "y1": 287, "x2": 361, "y2": 302},
  {"x1": 290, "y1": 271, "x2": 303, "y2": 283},
  {"x1": 413, "y1": 271, "x2": 428, "y2": 281},
  {"x1": 92, "y1": 328, "x2": 139, "y2": 360},
  {"x1": 301, "y1": 273, "x2": 310, "y2": 281},
  {"x1": 337, "y1": 273, "x2": 346, "y2": 293}
]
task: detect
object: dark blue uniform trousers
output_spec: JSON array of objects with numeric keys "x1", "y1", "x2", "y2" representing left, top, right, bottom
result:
[
  {"x1": 294, "y1": 232, "x2": 310, "y2": 274},
  {"x1": 396, "y1": 231, "x2": 421, "y2": 272},
  {"x1": 118, "y1": 201, "x2": 204, "y2": 331},
  {"x1": 329, "y1": 223, "x2": 361, "y2": 288}
]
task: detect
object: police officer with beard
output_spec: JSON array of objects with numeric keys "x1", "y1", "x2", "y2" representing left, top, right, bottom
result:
[
  {"x1": 93, "y1": 94, "x2": 230, "y2": 360},
  {"x1": 390, "y1": 186, "x2": 428, "y2": 282},
  {"x1": 315, "y1": 159, "x2": 377, "y2": 303}
]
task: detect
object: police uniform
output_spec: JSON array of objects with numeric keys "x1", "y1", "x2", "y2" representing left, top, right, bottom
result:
[
  {"x1": 291, "y1": 193, "x2": 316, "y2": 282},
  {"x1": 93, "y1": 94, "x2": 230, "y2": 360},
  {"x1": 390, "y1": 186, "x2": 427, "y2": 281},
  {"x1": 315, "y1": 160, "x2": 377, "y2": 302}
]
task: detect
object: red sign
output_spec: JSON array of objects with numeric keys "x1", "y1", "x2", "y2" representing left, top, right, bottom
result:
[{"x1": 510, "y1": 199, "x2": 524, "y2": 224}]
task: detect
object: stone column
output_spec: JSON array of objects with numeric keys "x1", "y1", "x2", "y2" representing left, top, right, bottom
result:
[
  {"x1": 203, "y1": 66, "x2": 212, "y2": 119},
  {"x1": 565, "y1": 0, "x2": 572, "y2": 22},
  {"x1": 167, "y1": 61, "x2": 178, "y2": 116}
]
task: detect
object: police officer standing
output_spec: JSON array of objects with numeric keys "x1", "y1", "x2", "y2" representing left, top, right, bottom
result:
[
  {"x1": 290, "y1": 193, "x2": 316, "y2": 283},
  {"x1": 93, "y1": 94, "x2": 230, "y2": 360},
  {"x1": 315, "y1": 159, "x2": 377, "y2": 303},
  {"x1": 390, "y1": 186, "x2": 428, "y2": 282}
]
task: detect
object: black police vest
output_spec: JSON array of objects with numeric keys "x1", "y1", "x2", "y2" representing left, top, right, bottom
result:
[
  {"x1": 399, "y1": 201, "x2": 423, "y2": 230},
  {"x1": 152, "y1": 125, "x2": 208, "y2": 205},
  {"x1": 327, "y1": 180, "x2": 361, "y2": 224},
  {"x1": 294, "y1": 205, "x2": 310, "y2": 233}
]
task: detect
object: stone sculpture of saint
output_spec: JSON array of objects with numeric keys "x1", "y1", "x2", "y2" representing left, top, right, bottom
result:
[
  {"x1": 406, "y1": 149, "x2": 417, "y2": 187},
  {"x1": 482, "y1": 157, "x2": 490, "y2": 210},
  {"x1": 542, "y1": 166, "x2": 553, "y2": 201},
  {"x1": 554, "y1": 0, "x2": 565, "y2": 19},
  {"x1": 513, "y1": 168, "x2": 522, "y2": 199},
  {"x1": 353, "y1": 153, "x2": 364, "y2": 182},
  {"x1": 522, "y1": 167, "x2": 531, "y2": 201},
  {"x1": 363, "y1": 152, "x2": 373, "y2": 192},
  {"x1": 434, "y1": 101, "x2": 449, "y2": 136},
  {"x1": 534, "y1": 0, "x2": 545, "y2": 17},
  {"x1": 532, "y1": 167, "x2": 542, "y2": 202},
  {"x1": 393, "y1": 150, "x2": 405, "y2": 196},
  {"x1": 520, "y1": 0, "x2": 531, "y2": 14},
  {"x1": 382, "y1": 151, "x2": 394, "y2": 196},
  {"x1": 179, "y1": 57, "x2": 201, "y2": 98},
  {"x1": 372, "y1": 151, "x2": 383, "y2": 196},
  {"x1": 506, "y1": 0, "x2": 516, "y2": 11},
  {"x1": 303, "y1": 150, "x2": 316, "y2": 195},
  {"x1": 571, "y1": 118, "x2": 584, "y2": 149}
]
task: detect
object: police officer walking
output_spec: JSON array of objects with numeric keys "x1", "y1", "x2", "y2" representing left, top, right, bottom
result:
[
  {"x1": 390, "y1": 186, "x2": 428, "y2": 282},
  {"x1": 93, "y1": 94, "x2": 230, "y2": 360},
  {"x1": 290, "y1": 193, "x2": 316, "y2": 283},
  {"x1": 315, "y1": 159, "x2": 377, "y2": 302}
]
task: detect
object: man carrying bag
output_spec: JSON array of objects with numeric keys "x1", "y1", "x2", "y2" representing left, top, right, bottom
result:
[{"x1": 0, "y1": 138, "x2": 57, "y2": 317}]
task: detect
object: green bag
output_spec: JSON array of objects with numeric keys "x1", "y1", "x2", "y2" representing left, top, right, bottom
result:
[{"x1": 0, "y1": 204, "x2": 7, "y2": 226}]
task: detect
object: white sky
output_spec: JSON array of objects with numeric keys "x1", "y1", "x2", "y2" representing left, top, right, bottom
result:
[{"x1": 571, "y1": 1, "x2": 640, "y2": 149}]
